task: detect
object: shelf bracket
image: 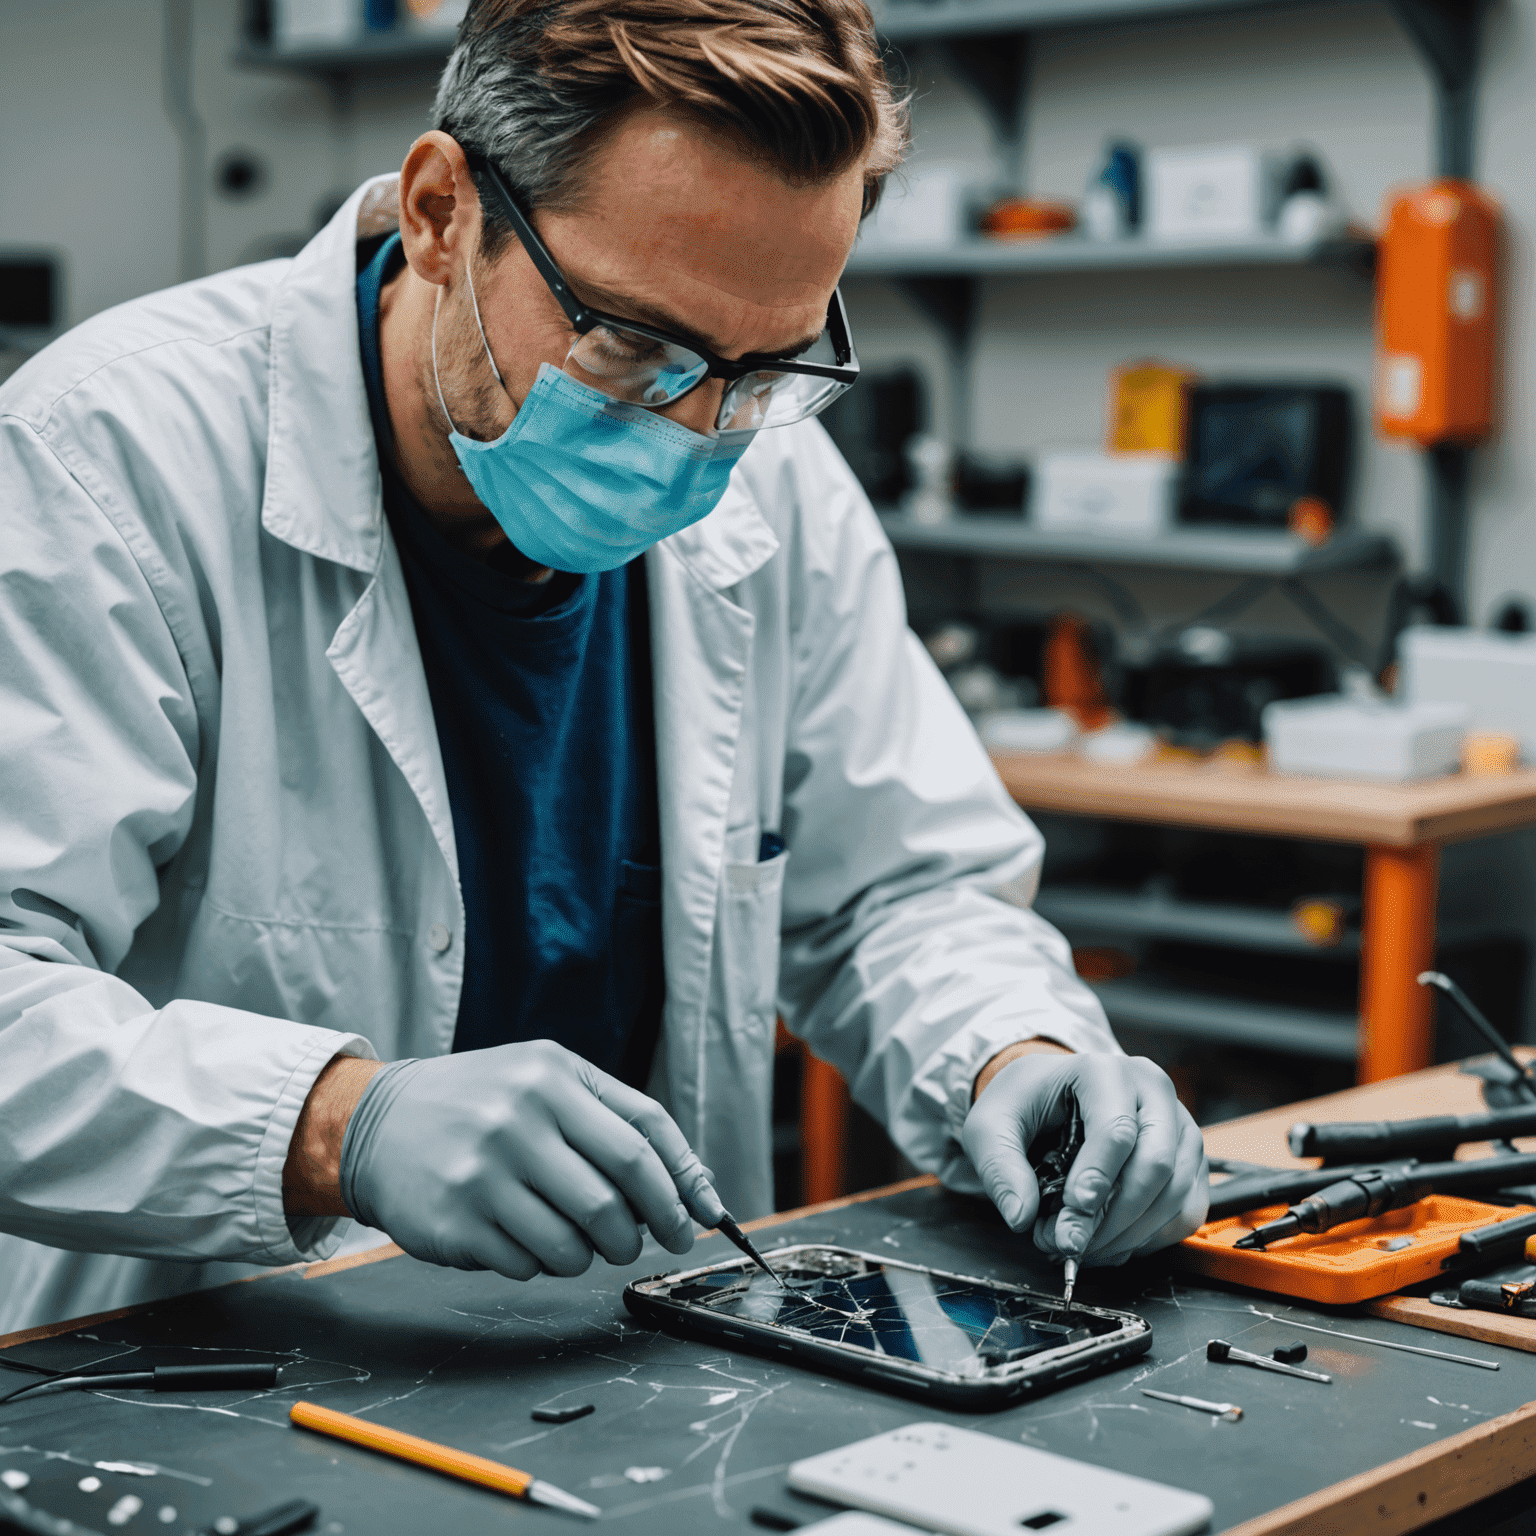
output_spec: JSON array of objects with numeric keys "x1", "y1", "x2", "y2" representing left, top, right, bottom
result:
[
  {"x1": 938, "y1": 31, "x2": 1031, "y2": 184},
  {"x1": 1388, "y1": 0, "x2": 1488, "y2": 179},
  {"x1": 894, "y1": 276, "x2": 978, "y2": 444}
]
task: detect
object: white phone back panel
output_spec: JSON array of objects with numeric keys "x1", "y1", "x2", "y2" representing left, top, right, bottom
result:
[{"x1": 789, "y1": 1422, "x2": 1214, "y2": 1536}]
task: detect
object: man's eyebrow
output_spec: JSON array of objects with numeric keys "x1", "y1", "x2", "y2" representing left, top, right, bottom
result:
[{"x1": 573, "y1": 280, "x2": 823, "y2": 362}]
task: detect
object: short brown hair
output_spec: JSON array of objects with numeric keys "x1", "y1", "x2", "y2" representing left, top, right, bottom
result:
[{"x1": 434, "y1": 0, "x2": 907, "y2": 251}]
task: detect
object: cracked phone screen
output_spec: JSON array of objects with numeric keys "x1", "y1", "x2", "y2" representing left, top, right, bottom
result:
[{"x1": 651, "y1": 1252, "x2": 1121, "y2": 1378}]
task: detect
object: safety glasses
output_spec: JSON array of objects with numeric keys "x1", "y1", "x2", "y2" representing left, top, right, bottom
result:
[{"x1": 464, "y1": 150, "x2": 860, "y2": 433}]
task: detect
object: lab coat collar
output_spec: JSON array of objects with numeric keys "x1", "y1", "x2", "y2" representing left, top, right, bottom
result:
[
  {"x1": 261, "y1": 174, "x2": 781, "y2": 590},
  {"x1": 261, "y1": 175, "x2": 398, "y2": 574}
]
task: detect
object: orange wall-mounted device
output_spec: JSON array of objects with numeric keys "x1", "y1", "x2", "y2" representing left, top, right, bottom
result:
[{"x1": 1375, "y1": 180, "x2": 1499, "y2": 446}]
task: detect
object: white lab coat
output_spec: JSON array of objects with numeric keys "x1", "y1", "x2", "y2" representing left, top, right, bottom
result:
[{"x1": 0, "y1": 178, "x2": 1117, "y2": 1335}]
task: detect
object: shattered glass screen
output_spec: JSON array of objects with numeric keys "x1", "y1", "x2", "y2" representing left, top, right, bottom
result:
[{"x1": 644, "y1": 1248, "x2": 1126, "y2": 1379}]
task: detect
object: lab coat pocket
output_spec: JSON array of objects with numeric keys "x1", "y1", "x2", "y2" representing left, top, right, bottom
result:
[{"x1": 713, "y1": 849, "x2": 789, "y2": 1039}]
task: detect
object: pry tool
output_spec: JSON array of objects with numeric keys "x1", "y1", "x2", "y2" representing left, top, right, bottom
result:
[
  {"x1": 1207, "y1": 1339, "x2": 1331, "y2": 1383},
  {"x1": 716, "y1": 1211, "x2": 791, "y2": 1288}
]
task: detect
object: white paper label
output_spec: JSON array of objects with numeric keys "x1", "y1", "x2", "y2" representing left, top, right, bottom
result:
[
  {"x1": 1449, "y1": 268, "x2": 1485, "y2": 321},
  {"x1": 1379, "y1": 353, "x2": 1423, "y2": 417}
]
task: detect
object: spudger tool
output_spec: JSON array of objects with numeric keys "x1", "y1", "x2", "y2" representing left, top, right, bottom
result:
[
  {"x1": 1141, "y1": 1388, "x2": 1243, "y2": 1422},
  {"x1": 1206, "y1": 1339, "x2": 1331, "y2": 1383},
  {"x1": 715, "y1": 1211, "x2": 791, "y2": 1288},
  {"x1": 1028, "y1": 1097, "x2": 1086, "y2": 1310},
  {"x1": 1418, "y1": 971, "x2": 1536, "y2": 1101}
]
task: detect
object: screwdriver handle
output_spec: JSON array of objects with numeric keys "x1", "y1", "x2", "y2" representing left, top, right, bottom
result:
[{"x1": 153, "y1": 1363, "x2": 280, "y2": 1391}]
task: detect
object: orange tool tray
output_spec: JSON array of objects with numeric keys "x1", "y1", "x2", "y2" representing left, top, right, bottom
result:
[{"x1": 1173, "y1": 1195, "x2": 1536, "y2": 1305}]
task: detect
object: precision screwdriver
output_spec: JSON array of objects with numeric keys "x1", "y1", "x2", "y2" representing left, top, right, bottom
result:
[
  {"x1": 1028, "y1": 1098, "x2": 1085, "y2": 1312},
  {"x1": 1234, "y1": 1166, "x2": 1434, "y2": 1249}
]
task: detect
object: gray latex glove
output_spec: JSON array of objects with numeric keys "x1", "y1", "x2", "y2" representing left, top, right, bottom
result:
[
  {"x1": 340, "y1": 1041, "x2": 723, "y2": 1280},
  {"x1": 961, "y1": 1052, "x2": 1209, "y2": 1267}
]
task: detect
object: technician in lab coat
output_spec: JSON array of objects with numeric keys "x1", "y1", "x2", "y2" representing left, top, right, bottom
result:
[{"x1": 0, "y1": 0, "x2": 1207, "y2": 1335}]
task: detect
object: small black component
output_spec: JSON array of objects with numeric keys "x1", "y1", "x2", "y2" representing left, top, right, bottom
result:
[
  {"x1": 531, "y1": 1403, "x2": 595, "y2": 1424},
  {"x1": 1206, "y1": 1340, "x2": 1234, "y2": 1362},
  {"x1": 750, "y1": 1510, "x2": 802, "y2": 1531},
  {"x1": 1273, "y1": 1342, "x2": 1308, "y2": 1364},
  {"x1": 200, "y1": 1500, "x2": 319, "y2": 1536}
]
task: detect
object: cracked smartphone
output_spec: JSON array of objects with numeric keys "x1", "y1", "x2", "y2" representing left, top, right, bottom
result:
[{"x1": 623, "y1": 1244, "x2": 1151, "y2": 1409}]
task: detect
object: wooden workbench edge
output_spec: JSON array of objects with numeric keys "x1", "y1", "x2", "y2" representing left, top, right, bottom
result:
[
  {"x1": 1222, "y1": 1399, "x2": 1536, "y2": 1536},
  {"x1": 739, "y1": 1174, "x2": 940, "y2": 1233}
]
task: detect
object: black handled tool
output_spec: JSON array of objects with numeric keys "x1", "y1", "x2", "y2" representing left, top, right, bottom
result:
[
  {"x1": 1210, "y1": 1151, "x2": 1536, "y2": 1224},
  {"x1": 1206, "y1": 1339, "x2": 1331, "y2": 1384},
  {"x1": 1458, "y1": 1276, "x2": 1536, "y2": 1317},
  {"x1": 1235, "y1": 1166, "x2": 1435, "y2": 1249},
  {"x1": 0, "y1": 1361, "x2": 278, "y2": 1407},
  {"x1": 1447, "y1": 1209, "x2": 1536, "y2": 1271},
  {"x1": 1289, "y1": 1104, "x2": 1536, "y2": 1164},
  {"x1": 1419, "y1": 972, "x2": 1536, "y2": 1102},
  {"x1": 715, "y1": 1212, "x2": 790, "y2": 1289},
  {"x1": 1028, "y1": 1097, "x2": 1086, "y2": 1309}
]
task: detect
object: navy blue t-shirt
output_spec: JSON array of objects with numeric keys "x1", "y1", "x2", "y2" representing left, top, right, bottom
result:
[{"x1": 356, "y1": 235, "x2": 664, "y2": 1084}]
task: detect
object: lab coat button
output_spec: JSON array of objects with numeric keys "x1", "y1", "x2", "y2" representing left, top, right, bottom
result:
[{"x1": 428, "y1": 923, "x2": 452, "y2": 953}]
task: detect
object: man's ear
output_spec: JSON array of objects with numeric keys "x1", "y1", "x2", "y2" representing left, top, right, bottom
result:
[{"x1": 397, "y1": 130, "x2": 481, "y2": 286}]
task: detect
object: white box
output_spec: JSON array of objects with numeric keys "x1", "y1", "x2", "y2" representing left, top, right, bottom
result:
[
  {"x1": 1146, "y1": 144, "x2": 1272, "y2": 241},
  {"x1": 857, "y1": 164, "x2": 967, "y2": 250},
  {"x1": 1033, "y1": 451, "x2": 1177, "y2": 537},
  {"x1": 977, "y1": 708, "x2": 1079, "y2": 754},
  {"x1": 1263, "y1": 694, "x2": 1468, "y2": 782},
  {"x1": 274, "y1": 0, "x2": 361, "y2": 46},
  {"x1": 1400, "y1": 625, "x2": 1536, "y2": 764}
]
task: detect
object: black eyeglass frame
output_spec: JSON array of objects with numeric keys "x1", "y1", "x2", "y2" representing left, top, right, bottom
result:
[{"x1": 463, "y1": 149, "x2": 860, "y2": 409}]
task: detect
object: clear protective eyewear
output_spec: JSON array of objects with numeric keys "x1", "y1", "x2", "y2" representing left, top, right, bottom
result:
[{"x1": 464, "y1": 149, "x2": 860, "y2": 433}]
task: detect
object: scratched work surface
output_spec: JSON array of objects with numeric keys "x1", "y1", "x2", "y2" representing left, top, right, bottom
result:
[{"x1": 4, "y1": 1185, "x2": 1536, "y2": 1534}]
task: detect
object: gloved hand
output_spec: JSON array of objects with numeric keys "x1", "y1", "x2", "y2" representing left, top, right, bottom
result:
[
  {"x1": 340, "y1": 1040, "x2": 721, "y2": 1281},
  {"x1": 961, "y1": 1052, "x2": 1208, "y2": 1266}
]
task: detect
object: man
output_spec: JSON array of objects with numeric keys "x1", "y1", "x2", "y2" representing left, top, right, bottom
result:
[{"x1": 0, "y1": 0, "x2": 1206, "y2": 1335}]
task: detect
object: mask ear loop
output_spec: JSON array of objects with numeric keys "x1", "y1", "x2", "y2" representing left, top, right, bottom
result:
[
  {"x1": 430, "y1": 259, "x2": 506, "y2": 436},
  {"x1": 430, "y1": 285, "x2": 460, "y2": 435}
]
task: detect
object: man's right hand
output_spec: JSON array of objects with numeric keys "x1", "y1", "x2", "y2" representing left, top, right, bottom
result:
[{"x1": 289, "y1": 1041, "x2": 713, "y2": 1281}]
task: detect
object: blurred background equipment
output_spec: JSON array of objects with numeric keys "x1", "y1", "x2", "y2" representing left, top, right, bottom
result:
[
  {"x1": 0, "y1": 252, "x2": 61, "y2": 387},
  {"x1": 1179, "y1": 383, "x2": 1353, "y2": 530},
  {"x1": 1035, "y1": 450, "x2": 1178, "y2": 538},
  {"x1": 1145, "y1": 142, "x2": 1277, "y2": 242},
  {"x1": 1375, "y1": 181, "x2": 1499, "y2": 448},
  {"x1": 1108, "y1": 361, "x2": 1195, "y2": 455},
  {"x1": 1401, "y1": 625, "x2": 1536, "y2": 763}
]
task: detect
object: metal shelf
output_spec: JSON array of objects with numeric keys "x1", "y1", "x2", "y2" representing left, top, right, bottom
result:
[
  {"x1": 847, "y1": 233, "x2": 1374, "y2": 279},
  {"x1": 1089, "y1": 978, "x2": 1359, "y2": 1059},
  {"x1": 1036, "y1": 884, "x2": 1496, "y2": 957},
  {"x1": 878, "y1": 512, "x2": 1400, "y2": 575},
  {"x1": 1038, "y1": 886, "x2": 1332, "y2": 954},
  {"x1": 233, "y1": 33, "x2": 452, "y2": 76},
  {"x1": 872, "y1": 0, "x2": 1327, "y2": 42}
]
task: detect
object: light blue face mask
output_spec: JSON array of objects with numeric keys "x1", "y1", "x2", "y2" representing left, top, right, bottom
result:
[{"x1": 432, "y1": 266, "x2": 755, "y2": 574}]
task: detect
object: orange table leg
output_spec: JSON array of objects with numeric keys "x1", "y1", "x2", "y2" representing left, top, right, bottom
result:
[
  {"x1": 800, "y1": 1052, "x2": 850, "y2": 1207},
  {"x1": 1358, "y1": 843, "x2": 1441, "y2": 1083}
]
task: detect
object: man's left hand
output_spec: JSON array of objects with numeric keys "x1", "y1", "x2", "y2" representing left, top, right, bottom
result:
[{"x1": 962, "y1": 1046, "x2": 1208, "y2": 1266}]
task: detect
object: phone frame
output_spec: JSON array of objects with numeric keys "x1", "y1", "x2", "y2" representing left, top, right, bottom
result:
[{"x1": 623, "y1": 1243, "x2": 1152, "y2": 1410}]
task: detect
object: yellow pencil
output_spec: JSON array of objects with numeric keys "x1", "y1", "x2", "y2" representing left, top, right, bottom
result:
[{"x1": 289, "y1": 1399, "x2": 600, "y2": 1520}]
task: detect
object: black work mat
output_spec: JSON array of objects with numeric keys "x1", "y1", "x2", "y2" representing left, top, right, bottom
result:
[{"x1": 4, "y1": 1184, "x2": 1535, "y2": 1534}]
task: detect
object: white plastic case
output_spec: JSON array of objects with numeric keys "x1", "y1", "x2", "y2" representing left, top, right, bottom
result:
[{"x1": 789, "y1": 1421, "x2": 1214, "y2": 1536}]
